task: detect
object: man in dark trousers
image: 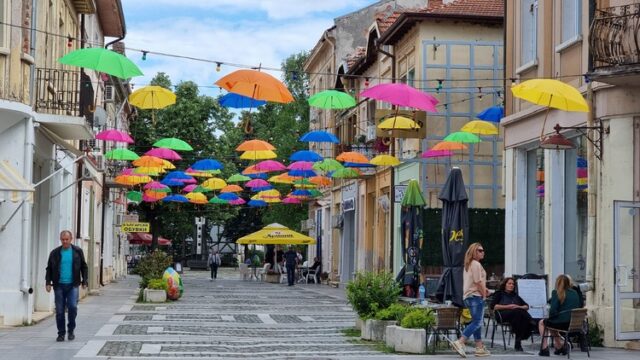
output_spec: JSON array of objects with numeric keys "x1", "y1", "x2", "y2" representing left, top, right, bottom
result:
[
  {"x1": 284, "y1": 245, "x2": 298, "y2": 286},
  {"x1": 45, "y1": 230, "x2": 88, "y2": 342},
  {"x1": 208, "y1": 250, "x2": 221, "y2": 280}
]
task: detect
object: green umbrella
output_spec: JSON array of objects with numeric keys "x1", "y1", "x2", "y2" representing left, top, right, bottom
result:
[
  {"x1": 153, "y1": 137, "x2": 194, "y2": 151},
  {"x1": 313, "y1": 158, "x2": 344, "y2": 172},
  {"x1": 227, "y1": 173, "x2": 251, "y2": 183},
  {"x1": 444, "y1": 131, "x2": 482, "y2": 143},
  {"x1": 58, "y1": 47, "x2": 143, "y2": 79},
  {"x1": 308, "y1": 189, "x2": 323, "y2": 198},
  {"x1": 126, "y1": 190, "x2": 143, "y2": 203},
  {"x1": 193, "y1": 185, "x2": 212, "y2": 193},
  {"x1": 105, "y1": 148, "x2": 139, "y2": 161},
  {"x1": 308, "y1": 90, "x2": 356, "y2": 109},
  {"x1": 401, "y1": 179, "x2": 426, "y2": 207},
  {"x1": 331, "y1": 168, "x2": 360, "y2": 179},
  {"x1": 209, "y1": 197, "x2": 228, "y2": 204}
]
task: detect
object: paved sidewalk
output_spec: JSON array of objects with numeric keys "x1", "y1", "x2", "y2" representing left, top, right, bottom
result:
[{"x1": 0, "y1": 268, "x2": 636, "y2": 359}]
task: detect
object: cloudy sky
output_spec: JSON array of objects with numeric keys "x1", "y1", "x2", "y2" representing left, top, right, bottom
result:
[{"x1": 120, "y1": 0, "x2": 372, "y2": 95}]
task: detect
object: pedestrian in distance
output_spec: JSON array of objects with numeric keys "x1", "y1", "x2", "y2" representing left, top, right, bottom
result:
[
  {"x1": 451, "y1": 242, "x2": 491, "y2": 358},
  {"x1": 283, "y1": 245, "x2": 298, "y2": 286},
  {"x1": 208, "y1": 250, "x2": 221, "y2": 280},
  {"x1": 45, "y1": 230, "x2": 88, "y2": 342}
]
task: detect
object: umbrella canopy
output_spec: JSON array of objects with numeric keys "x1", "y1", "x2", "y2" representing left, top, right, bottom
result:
[
  {"x1": 431, "y1": 141, "x2": 468, "y2": 151},
  {"x1": 153, "y1": 137, "x2": 193, "y2": 151},
  {"x1": 370, "y1": 154, "x2": 400, "y2": 167},
  {"x1": 58, "y1": 47, "x2": 143, "y2": 79},
  {"x1": 476, "y1": 105, "x2": 504, "y2": 122},
  {"x1": 359, "y1": 83, "x2": 438, "y2": 112},
  {"x1": 460, "y1": 120, "x2": 499, "y2": 135},
  {"x1": 269, "y1": 173, "x2": 296, "y2": 184},
  {"x1": 290, "y1": 150, "x2": 323, "y2": 162},
  {"x1": 145, "y1": 148, "x2": 182, "y2": 160},
  {"x1": 186, "y1": 192, "x2": 208, "y2": 204},
  {"x1": 299, "y1": 130, "x2": 340, "y2": 144},
  {"x1": 219, "y1": 93, "x2": 267, "y2": 108},
  {"x1": 436, "y1": 167, "x2": 469, "y2": 307},
  {"x1": 236, "y1": 223, "x2": 316, "y2": 245},
  {"x1": 309, "y1": 176, "x2": 332, "y2": 187},
  {"x1": 287, "y1": 161, "x2": 314, "y2": 171},
  {"x1": 215, "y1": 69, "x2": 294, "y2": 104},
  {"x1": 201, "y1": 178, "x2": 227, "y2": 190},
  {"x1": 240, "y1": 150, "x2": 277, "y2": 161},
  {"x1": 282, "y1": 196, "x2": 301, "y2": 204},
  {"x1": 245, "y1": 178, "x2": 269, "y2": 188},
  {"x1": 129, "y1": 86, "x2": 176, "y2": 109},
  {"x1": 220, "y1": 184, "x2": 243, "y2": 193},
  {"x1": 313, "y1": 158, "x2": 344, "y2": 172},
  {"x1": 209, "y1": 196, "x2": 229, "y2": 204},
  {"x1": 401, "y1": 179, "x2": 426, "y2": 207},
  {"x1": 218, "y1": 192, "x2": 240, "y2": 201},
  {"x1": 235, "y1": 139, "x2": 275, "y2": 152},
  {"x1": 163, "y1": 194, "x2": 189, "y2": 203},
  {"x1": 421, "y1": 149, "x2": 454, "y2": 158},
  {"x1": 191, "y1": 159, "x2": 223, "y2": 171},
  {"x1": 227, "y1": 173, "x2": 251, "y2": 183},
  {"x1": 126, "y1": 190, "x2": 142, "y2": 202},
  {"x1": 308, "y1": 90, "x2": 356, "y2": 109},
  {"x1": 511, "y1": 79, "x2": 589, "y2": 112},
  {"x1": 254, "y1": 160, "x2": 286, "y2": 172},
  {"x1": 105, "y1": 148, "x2": 139, "y2": 161},
  {"x1": 443, "y1": 132, "x2": 481, "y2": 143},
  {"x1": 95, "y1": 129, "x2": 134, "y2": 143},
  {"x1": 336, "y1": 151, "x2": 369, "y2": 164},
  {"x1": 400, "y1": 179, "x2": 426, "y2": 297},
  {"x1": 331, "y1": 168, "x2": 360, "y2": 179},
  {"x1": 128, "y1": 232, "x2": 171, "y2": 246},
  {"x1": 378, "y1": 116, "x2": 421, "y2": 130},
  {"x1": 133, "y1": 156, "x2": 165, "y2": 168}
]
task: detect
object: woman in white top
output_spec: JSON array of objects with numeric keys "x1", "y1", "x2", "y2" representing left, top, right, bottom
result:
[{"x1": 451, "y1": 242, "x2": 490, "y2": 357}]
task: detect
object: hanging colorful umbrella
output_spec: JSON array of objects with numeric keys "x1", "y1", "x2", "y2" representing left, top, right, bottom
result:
[
  {"x1": 142, "y1": 194, "x2": 161, "y2": 203},
  {"x1": 126, "y1": 191, "x2": 143, "y2": 202},
  {"x1": 282, "y1": 196, "x2": 301, "y2": 204},
  {"x1": 115, "y1": 175, "x2": 150, "y2": 186},
  {"x1": 288, "y1": 169, "x2": 316, "y2": 178},
  {"x1": 268, "y1": 173, "x2": 296, "y2": 184},
  {"x1": 164, "y1": 171, "x2": 193, "y2": 181},
  {"x1": 162, "y1": 160, "x2": 176, "y2": 170},
  {"x1": 511, "y1": 79, "x2": 589, "y2": 112},
  {"x1": 476, "y1": 105, "x2": 504, "y2": 122},
  {"x1": 215, "y1": 69, "x2": 294, "y2": 104},
  {"x1": 246, "y1": 178, "x2": 269, "y2": 188},
  {"x1": 240, "y1": 150, "x2": 277, "y2": 160},
  {"x1": 378, "y1": 116, "x2": 420, "y2": 130},
  {"x1": 235, "y1": 139, "x2": 276, "y2": 152},
  {"x1": 191, "y1": 159, "x2": 224, "y2": 171},
  {"x1": 145, "y1": 148, "x2": 182, "y2": 160},
  {"x1": 313, "y1": 159, "x2": 344, "y2": 172},
  {"x1": 460, "y1": 120, "x2": 499, "y2": 135},
  {"x1": 218, "y1": 192, "x2": 240, "y2": 201},
  {"x1": 421, "y1": 149, "x2": 454, "y2": 158},
  {"x1": 105, "y1": 148, "x2": 139, "y2": 161},
  {"x1": 309, "y1": 176, "x2": 332, "y2": 187},
  {"x1": 129, "y1": 85, "x2": 176, "y2": 110},
  {"x1": 359, "y1": 83, "x2": 438, "y2": 112},
  {"x1": 219, "y1": 93, "x2": 267, "y2": 108},
  {"x1": 192, "y1": 185, "x2": 212, "y2": 193},
  {"x1": 229, "y1": 198, "x2": 246, "y2": 205},
  {"x1": 144, "y1": 190, "x2": 167, "y2": 201},
  {"x1": 343, "y1": 162, "x2": 375, "y2": 168},
  {"x1": 248, "y1": 199, "x2": 268, "y2": 207},
  {"x1": 163, "y1": 194, "x2": 189, "y2": 203},
  {"x1": 133, "y1": 167, "x2": 163, "y2": 176},
  {"x1": 201, "y1": 178, "x2": 227, "y2": 191},
  {"x1": 401, "y1": 179, "x2": 427, "y2": 207},
  {"x1": 242, "y1": 165, "x2": 266, "y2": 175},
  {"x1": 185, "y1": 192, "x2": 208, "y2": 204},
  {"x1": 247, "y1": 173, "x2": 267, "y2": 180},
  {"x1": 209, "y1": 197, "x2": 229, "y2": 205},
  {"x1": 293, "y1": 179, "x2": 316, "y2": 189},
  {"x1": 143, "y1": 181, "x2": 170, "y2": 191},
  {"x1": 227, "y1": 173, "x2": 251, "y2": 183},
  {"x1": 308, "y1": 189, "x2": 323, "y2": 198},
  {"x1": 287, "y1": 161, "x2": 314, "y2": 171},
  {"x1": 256, "y1": 189, "x2": 281, "y2": 203},
  {"x1": 299, "y1": 130, "x2": 340, "y2": 144},
  {"x1": 308, "y1": 89, "x2": 356, "y2": 109},
  {"x1": 290, "y1": 150, "x2": 323, "y2": 162},
  {"x1": 254, "y1": 160, "x2": 287, "y2": 172},
  {"x1": 58, "y1": 47, "x2": 143, "y2": 79},
  {"x1": 161, "y1": 178, "x2": 185, "y2": 187},
  {"x1": 185, "y1": 168, "x2": 216, "y2": 178},
  {"x1": 133, "y1": 156, "x2": 166, "y2": 168},
  {"x1": 220, "y1": 184, "x2": 243, "y2": 193},
  {"x1": 153, "y1": 137, "x2": 193, "y2": 151},
  {"x1": 431, "y1": 141, "x2": 468, "y2": 151},
  {"x1": 370, "y1": 154, "x2": 401, "y2": 167},
  {"x1": 444, "y1": 132, "x2": 482, "y2": 144},
  {"x1": 95, "y1": 129, "x2": 134, "y2": 144},
  {"x1": 336, "y1": 151, "x2": 369, "y2": 164},
  {"x1": 182, "y1": 184, "x2": 198, "y2": 193},
  {"x1": 331, "y1": 168, "x2": 361, "y2": 179}
]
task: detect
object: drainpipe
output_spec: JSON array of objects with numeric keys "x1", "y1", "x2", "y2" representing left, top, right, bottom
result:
[
  {"x1": 20, "y1": 117, "x2": 35, "y2": 305},
  {"x1": 322, "y1": 29, "x2": 335, "y2": 279},
  {"x1": 585, "y1": 0, "x2": 597, "y2": 298}
]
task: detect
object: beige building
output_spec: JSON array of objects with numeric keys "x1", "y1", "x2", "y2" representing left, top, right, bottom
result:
[{"x1": 503, "y1": 0, "x2": 640, "y2": 346}]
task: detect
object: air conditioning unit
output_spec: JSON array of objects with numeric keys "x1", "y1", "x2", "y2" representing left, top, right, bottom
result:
[
  {"x1": 115, "y1": 214, "x2": 122, "y2": 226},
  {"x1": 300, "y1": 219, "x2": 316, "y2": 231},
  {"x1": 366, "y1": 125, "x2": 377, "y2": 142},
  {"x1": 104, "y1": 85, "x2": 115, "y2": 102},
  {"x1": 95, "y1": 154, "x2": 105, "y2": 172},
  {"x1": 331, "y1": 214, "x2": 343, "y2": 229}
]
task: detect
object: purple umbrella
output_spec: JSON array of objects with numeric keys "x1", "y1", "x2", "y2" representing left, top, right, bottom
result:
[
  {"x1": 359, "y1": 83, "x2": 438, "y2": 112},
  {"x1": 145, "y1": 147, "x2": 182, "y2": 160},
  {"x1": 95, "y1": 129, "x2": 134, "y2": 143}
]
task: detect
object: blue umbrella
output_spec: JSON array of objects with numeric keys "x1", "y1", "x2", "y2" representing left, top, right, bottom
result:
[
  {"x1": 219, "y1": 93, "x2": 267, "y2": 108},
  {"x1": 290, "y1": 150, "x2": 323, "y2": 162},
  {"x1": 247, "y1": 173, "x2": 267, "y2": 179},
  {"x1": 299, "y1": 130, "x2": 340, "y2": 144},
  {"x1": 343, "y1": 162, "x2": 375, "y2": 168},
  {"x1": 163, "y1": 194, "x2": 189, "y2": 203},
  {"x1": 292, "y1": 189, "x2": 312, "y2": 197},
  {"x1": 160, "y1": 178, "x2": 185, "y2": 187},
  {"x1": 288, "y1": 169, "x2": 316, "y2": 178},
  {"x1": 165, "y1": 171, "x2": 192, "y2": 180},
  {"x1": 248, "y1": 199, "x2": 267, "y2": 207},
  {"x1": 251, "y1": 185, "x2": 273, "y2": 192},
  {"x1": 476, "y1": 105, "x2": 504, "y2": 122},
  {"x1": 218, "y1": 192, "x2": 240, "y2": 201},
  {"x1": 192, "y1": 159, "x2": 223, "y2": 171}
]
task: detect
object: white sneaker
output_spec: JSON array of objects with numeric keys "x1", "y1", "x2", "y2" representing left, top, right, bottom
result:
[
  {"x1": 451, "y1": 340, "x2": 467, "y2": 358},
  {"x1": 474, "y1": 346, "x2": 490, "y2": 357}
]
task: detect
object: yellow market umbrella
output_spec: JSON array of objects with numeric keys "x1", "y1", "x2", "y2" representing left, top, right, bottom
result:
[
  {"x1": 236, "y1": 223, "x2": 316, "y2": 245},
  {"x1": 240, "y1": 150, "x2": 277, "y2": 160},
  {"x1": 378, "y1": 116, "x2": 420, "y2": 130},
  {"x1": 201, "y1": 177, "x2": 227, "y2": 191},
  {"x1": 370, "y1": 154, "x2": 400, "y2": 167},
  {"x1": 129, "y1": 86, "x2": 176, "y2": 110},
  {"x1": 460, "y1": 120, "x2": 499, "y2": 135}
]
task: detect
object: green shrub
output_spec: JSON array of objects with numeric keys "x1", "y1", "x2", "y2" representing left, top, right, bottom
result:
[
  {"x1": 374, "y1": 303, "x2": 409, "y2": 322},
  {"x1": 147, "y1": 278, "x2": 167, "y2": 291},
  {"x1": 587, "y1": 321, "x2": 604, "y2": 347},
  {"x1": 400, "y1": 308, "x2": 436, "y2": 329},
  {"x1": 346, "y1": 271, "x2": 401, "y2": 320},
  {"x1": 133, "y1": 250, "x2": 173, "y2": 289}
]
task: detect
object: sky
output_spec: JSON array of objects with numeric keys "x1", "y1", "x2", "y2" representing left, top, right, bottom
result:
[{"x1": 120, "y1": 0, "x2": 374, "y2": 96}]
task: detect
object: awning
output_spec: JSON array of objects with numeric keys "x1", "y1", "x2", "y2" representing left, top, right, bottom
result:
[
  {"x1": 37, "y1": 113, "x2": 93, "y2": 140},
  {"x1": 38, "y1": 125, "x2": 84, "y2": 157},
  {"x1": 0, "y1": 160, "x2": 34, "y2": 203},
  {"x1": 236, "y1": 223, "x2": 316, "y2": 245},
  {"x1": 127, "y1": 232, "x2": 172, "y2": 246}
]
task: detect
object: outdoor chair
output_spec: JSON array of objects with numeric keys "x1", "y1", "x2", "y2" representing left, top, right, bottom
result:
[
  {"x1": 305, "y1": 266, "x2": 319, "y2": 284},
  {"x1": 426, "y1": 306, "x2": 460, "y2": 353},
  {"x1": 238, "y1": 263, "x2": 250, "y2": 280},
  {"x1": 257, "y1": 263, "x2": 271, "y2": 281},
  {"x1": 540, "y1": 308, "x2": 590, "y2": 359},
  {"x1": 488, "y1": 308, "x2": 513, "y2": 350}
]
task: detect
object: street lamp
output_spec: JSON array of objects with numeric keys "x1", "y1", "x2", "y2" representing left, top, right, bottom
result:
[{"x1": 540, "y1": 123, "x2": 606, "y2": 160}]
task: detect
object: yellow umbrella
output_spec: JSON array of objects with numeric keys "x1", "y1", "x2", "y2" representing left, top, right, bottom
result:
[
  {"x1": 162, "y1": 159, "x2": 176, "y2": 170},
  {"x1": 255, "y1": 189, "x2": 281, "y2": 203},
  {"x1": 114, "y1": 175, "x2": 151, "y2": 186},
  {"x1": 201, "y1": 177, "x2": 227, "y2": 190},
  {"x1": 128, "y1": 86, "x2": 176, "y2": 110},
  {"x1": 185, "y1": 192, "x2": 208, "y2": 204},
  {"x1": 236, "y1": 223, "x2": 316, "y2": 245},
  {"x1": 240, "y1": 150, "x2": 278, "y2": 160},
  {"x1": 133, "y1": 156, "x2": 165, "y2": 168},
  {"x1": 370, "y1": 154, "x2": 401, "y2": 166},
  {"x1": 133, "y1": 166, "x2": 165, "y2": 176},
  {"x1": 511, "y1": 79, "x2": 588, "y2": 112},
  {"x1": 378, "y1": 116, "x2": 420, "y2": 130},
  {"x1": 268, "y1": 173, "x2": 296, "y2": 184},
  {"x1": 461, "y1": 120, "x2": 499, "y2": 135}
]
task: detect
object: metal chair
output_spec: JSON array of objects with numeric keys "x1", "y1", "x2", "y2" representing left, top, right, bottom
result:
[
  {"x1": 540, "y1": 308, "x2": 590, "y2": 359},
  {"x1": 488, "y1": 309, "x2": 513, "y2": 350},
  {"x1": 426, "y1": 307, "x2": 461, "y2": 354},
  {"x1": 305, "y1": 266, "x2": 319, "y2": 284}
]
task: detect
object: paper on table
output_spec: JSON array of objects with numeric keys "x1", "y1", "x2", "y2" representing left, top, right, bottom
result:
[{"x1": 517, "y1": 279, "x2": 548, "y2": 319}]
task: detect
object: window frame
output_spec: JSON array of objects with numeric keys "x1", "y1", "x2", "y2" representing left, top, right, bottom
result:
[
  {"x1": 519, "y1": 0, "x2": 538, "y2": 70},
  {"x1": 556, "y1": 0, "x2": 582, "y2": 52}
]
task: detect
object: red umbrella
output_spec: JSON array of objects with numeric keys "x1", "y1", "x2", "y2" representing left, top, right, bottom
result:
[{"x1": 127, "y1": 232, "x2": 172, "y2": 246}]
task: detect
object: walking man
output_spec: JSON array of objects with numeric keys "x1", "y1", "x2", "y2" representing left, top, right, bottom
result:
[
  {"x1": 284, "y1": 245, "x2": 298, "y2": 286},
  {"x1": 208, "y1": 250, "x2": 221, "y2": 280},
  {"x1": 45, "y1": 230, "x2": 88, "y2": 342}
]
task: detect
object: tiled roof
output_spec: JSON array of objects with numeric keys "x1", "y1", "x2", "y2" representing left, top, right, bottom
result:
[
  {"x1": 346, "y1": 46, "x2": 367, "y2": 68},
  {"x1": 377, "y1": 11, "x2": 404, "y2": 34},
  {"x1": 419, "y1": 0, "x2": 504, "y2": 18}
]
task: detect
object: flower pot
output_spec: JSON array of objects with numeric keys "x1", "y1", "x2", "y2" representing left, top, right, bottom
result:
[
  {"x1": 361, "y1": 319, "x2": 396, "y2": 341},
  {"x1": 265, "y1": 273, "x2": 280, "y2": 283},
  {"x1": 144, "y1": 288, "x2": 167, "y2": 303},
  {"x1": 389, "y1": 325, "x2": 426, "y2": 354}
]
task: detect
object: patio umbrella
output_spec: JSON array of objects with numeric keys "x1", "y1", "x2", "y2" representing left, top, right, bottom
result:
[
  {"x1": 215, "y1": 69, "x2": 294, "y2": 104},
  {"x1": 359, "y1": 83, "x2": 438, "y2": 112},
  {"x1": 237, "y1": 223, "x2": 316, "y2": 245},
  {"x1": 476, "y1": 105, "x2": 504, "y2": 122},
  {"x1": 95, "y1": 129, "x2": 134, "y2": 144},
  {"x1": 153, "y1": 137, "x2": 193, "y2": 151},
  {"x1": 219, "y1": 93, "x2": 267, "y2": 108},
  {"x1": 129, "y1": 86, "x2": 176, "y2": 109},
  {"x1": 399, "y1": 179, "x2": 426, "y2": 297},
  {"x1": 435, "y1": 167, "x2": 469, "y2": 307},
  {"x1": 58, "y1": 47, "x2": 143, "y2": 79},
  {"x1": 308, "y1": 90, "x2": 356, "y2": 109}
]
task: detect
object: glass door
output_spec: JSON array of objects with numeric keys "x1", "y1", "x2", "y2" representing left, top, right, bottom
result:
[{"x1": 613, "y1": 201, "x2": 640, "y2": 340}]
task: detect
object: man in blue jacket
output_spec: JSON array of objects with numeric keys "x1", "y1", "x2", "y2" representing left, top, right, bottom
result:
[{"x1": 45, "y1": 230, "x2": 88, "y2": 342}]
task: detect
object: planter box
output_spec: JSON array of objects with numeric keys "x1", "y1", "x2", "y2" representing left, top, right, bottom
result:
[
  {"x1": 356, "y1": 317, "x2": 364, "y2": 332},
  {"x1": 361, "y1": 319, "x2": 396, "y2": 341},
  {"x1": 144, "y1": 288, "x2": 167, "y2": 303},
  {"x1": 386, "y1": 325, "x2": 426, "y2": 354},
  {"x1": 264, "y1": 273, "x2": 280, "y2": 283}
]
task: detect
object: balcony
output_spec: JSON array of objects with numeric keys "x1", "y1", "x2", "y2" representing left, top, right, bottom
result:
[{"x1": 589, "y1": 4, "x2": 640, "y2": 86}]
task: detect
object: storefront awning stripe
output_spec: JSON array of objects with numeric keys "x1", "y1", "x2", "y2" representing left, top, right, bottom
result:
[{"x1": 0, "y1": 161, "x2": 34, "y2": 203}]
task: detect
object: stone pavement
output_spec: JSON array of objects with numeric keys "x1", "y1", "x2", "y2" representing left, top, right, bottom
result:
[{"x1": 0, "y1": 267, "x2": 637, "y2": 359}]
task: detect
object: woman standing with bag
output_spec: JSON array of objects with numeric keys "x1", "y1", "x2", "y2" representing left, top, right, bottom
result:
[{"x1": 452, "y1": 242, "x2": 491, "y2": 357}]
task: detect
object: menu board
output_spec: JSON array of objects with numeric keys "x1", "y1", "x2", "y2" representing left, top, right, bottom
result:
[{"x1": 517, "y1": 279, "x2": 548, "y2": 319}]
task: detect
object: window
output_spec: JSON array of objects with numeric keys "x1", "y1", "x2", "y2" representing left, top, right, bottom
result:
[
  {"x1": 561, "y1": 0, "x2": 581, "y2": 44},
  {"x1": 520, "y1": 0, "x2": 538, "y2": 65},
  {"x1": 0, "y1": 0, "x2": 7, "y2": 49},
  {"x1": 564, "y1": 137, "x2": 587, "y2": 282},
  {"x1": 526, "y1": 148, "x2": 545, "y2": 274}
]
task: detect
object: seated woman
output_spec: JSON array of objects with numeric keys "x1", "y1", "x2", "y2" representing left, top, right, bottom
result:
[
  {"x1": 538, "y1": 274, "x2": 582, "y2": 356},
  {"x1": 491, "y1": 277, "x2": 534, "y2": 351},
  {"x1": 302, "y1": 257, "x2": 321, "y2": 282}
]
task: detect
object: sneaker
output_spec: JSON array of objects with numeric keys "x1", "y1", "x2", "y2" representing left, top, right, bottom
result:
[
  {"x1": 56, "y1": 335, "x2": 65, "y2": 342},
  {"x1": 474, "y1": 346, "x2": 491, "y2": 357},
  {"x1": 538, "y1": 347, "x2": 550, "y2": 357},
  {"x1": 451, "y1": 340, "x2": 467, "y2": 358},
  {"x1": 68, "y1": 332, "x2": 75, "y2": 341}
]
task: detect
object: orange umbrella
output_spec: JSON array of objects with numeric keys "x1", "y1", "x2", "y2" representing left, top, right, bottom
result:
[
  {"x1": 269, "y1": 173, "x2": 296, "y2": 184},
  {"x1": 336, "y1": 151, "x2": 369, "y2": 164},
  {"x1": 215, "y1": 69, "x2": 294, "y2": 104},
  {"x1": 133, "y1": 155, "x2": 165, "y2": 168},
  {"x1": 221, "y1": 184, "x2": 243, "y2": 193},
  {"x1": 114, "y1": 175, "x2": 151, "y2": 186},
  {"x1": 431, "y1": 141, "x2": 468, "y2": 151},
  {"x1": 144, "y1": 190, "x2": 167, "y2": 201},
  {"x1": 235, "y1": 139, "x2": 276, "y2": 152},
  {"x1": 242, "y1": 165, "x2": 266, "y2": 175},
  {"x1": 309, "y1": 176, "x2": 332, "y2": 187}
]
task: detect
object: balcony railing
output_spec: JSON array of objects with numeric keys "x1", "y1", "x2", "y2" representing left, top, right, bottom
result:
[
  {"x1": 35, "y1": 68, "x2": 95, "y2": 126},
  {"x1": 590, "y1": 4, "x2": 640, "y2": 68}
]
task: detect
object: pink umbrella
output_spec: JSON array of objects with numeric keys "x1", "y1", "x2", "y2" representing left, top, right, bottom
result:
[
  {"x1": 145, "y1": 147, "x2": 182, "y2": 160},
  {"x1": 142, "y1": 194, "x2": 160, "y2": 202},
  {"x1": 421, "y1": 149, "x2": 454, "y2": 158},
  {"x1": 246, "y1": 178, "x2": 269, "y2": 188},
  {"x1": 95, "y1": 129, "x2": 134, "y2": 143},
  {"x1": 359, "y1": 83, "x2": 438, "y2": 112},
  {"x1": 254, "y1": 160, "x2": 286, "y2": 172},
  {"x1": 282, "y1": 196, "x2": 301, "y2": 204},
  {"x1": 120, "y1": 168, "x2": 135, "y2": 175},
  {"x1": 287, "y1": 161, "x2": 314, "y2": 171},
  {"x1": 229, "y1": 198, "x2": 246, "y2": 205},
  {"x1": 182, "y1": 184, "x2": 198, "y2": 193},
  {"x1": 143, "y1": 181, "x2": 169, "y2": 191}
]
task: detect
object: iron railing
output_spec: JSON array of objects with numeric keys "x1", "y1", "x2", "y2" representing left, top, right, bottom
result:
[
  {"x1": 590, "y1": 4, "x2": 640, "y2": 68},
  {"x1": 34, "y1": 67, "x2": 95, "y2": 126}
]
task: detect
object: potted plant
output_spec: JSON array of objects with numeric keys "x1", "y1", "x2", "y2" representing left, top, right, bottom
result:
[
  {"x1": 385, "y1": 308, "x2": 436, "y2": 354},
  {"x1": 132, "y1": 250, "x2": 173, "y2": 302},
  {"x1": 264, "y1": 269, "x2": 281, "y2": 283},
  {"x1": 144, "y1": 278, "x2": 167, "y2": 303}
]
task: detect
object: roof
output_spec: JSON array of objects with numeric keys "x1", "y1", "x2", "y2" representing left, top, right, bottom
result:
[{"x1": 420, "y1": 0, "x2": 503, "y2": 18}]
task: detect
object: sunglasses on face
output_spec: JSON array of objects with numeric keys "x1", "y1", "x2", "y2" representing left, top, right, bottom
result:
[{"x1": 477, "y1": 249, "x2": 485, "y2": 253}]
